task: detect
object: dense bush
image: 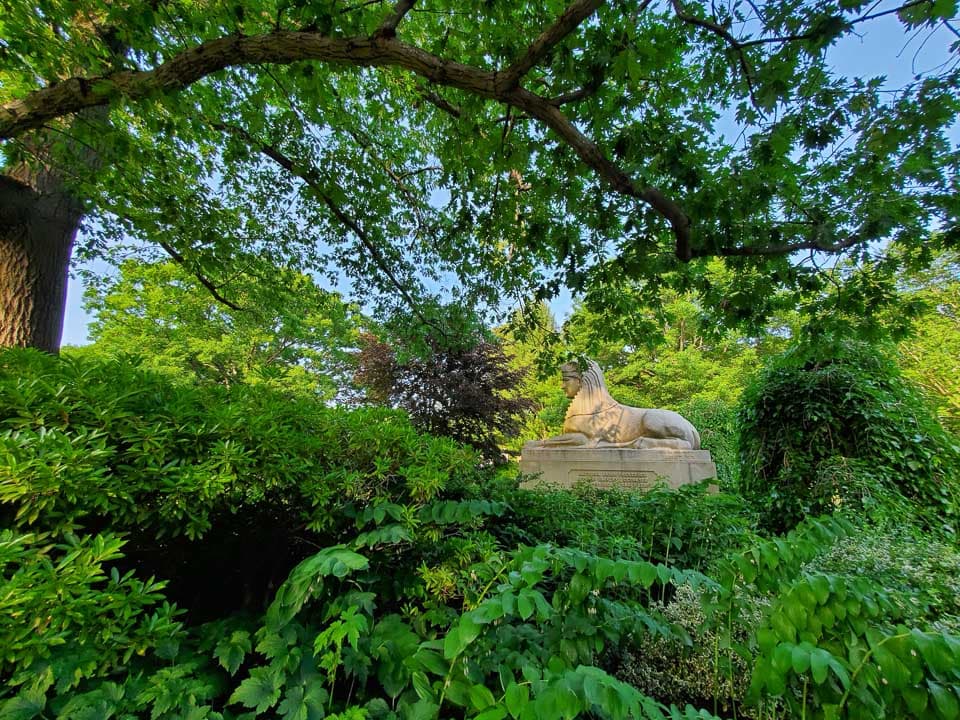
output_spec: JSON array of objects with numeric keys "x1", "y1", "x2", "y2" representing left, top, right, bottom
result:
[
  {"x1": 354, "y1": 333, "x2": 534, "y2": 463},
  {"x1": 608, "y1": 583, "x2": 768, "y2": 719},
  {"x1": 707, "y1": 516, "x2": 960, "y2": 719},
  {"x1": 738, "y1": 340, "x2": 960, "y2": 533},
  {"x1": 0, "y1": 348, "x2": 477, "y2": 613},
  {"x1": 5, "y1": 347, "x2": 960, "y2": 720},
  {"x1": 0, "y1": 349, "x2": 723, "y2": 719},
  {"x1": 482, "y1": 480, "x2": 757, "y2": 574},
  {"x1": 804, "y1": 524, "x2": 960, "y2": 634}
]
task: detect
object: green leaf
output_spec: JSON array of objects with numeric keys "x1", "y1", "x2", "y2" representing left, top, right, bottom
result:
[
  {"x1": 443, "y1": 627, "x2": 461, "y2": 660},
  {"x1": 228, "y1": 667, "x2": 282, "y2": 715},
  {"x1": 517, "y1": 592, "x2": 534, "y2": 621},
  {"x1": 412, "y1": 671, "x2": 434, "y2": 702},
  {"x1": 413, "y1": 649, "x2": 448, "y2": 676},
  {"x1": 505, "y1": 683, "x2": 529, "y2": 719},
  {"x1": 506, "y1": 683, "x2": 530, "y2": 718},
  {"x1": 0, "y1": 688, "x2": 46, "y2": 720},
  {"x1": 475, "y1": 708, "x2": 508, "y2": 720},
  {"x1": 627, "y1": 562, "x2": 657, "y2": 588},
  {"x1": 873, "y1": 644, "x2": 910, "y2": 690},
  {"x1": 468, "y1": 685, "x2": 496, "y2": 711},
  {"x1": 402, "y1": 699, "x2": 438, "y2": 720},
  {"x1": 810, "y1": 648, "x2": 831, "y2": 684},
  {"x1": 791, "y1": 644, "x2": 811, "y2": 674},
  {"x1": 444, "y1": 680, "x2": 471, "y2": 708},
  {"x1": 215, "y1": 630, "x2": 252, "y2": 675},
  {"x1": 929, "y1": 681, "x2": 959, "y2": 720},
  {"x1": 443, "y1": 618, "x2": 481, "y2": 660},
  {"x1": 277, "y1": 686, "x2": 318, "y2": 720},
  {"x1": 903, "y1": 686, "x2": 928, "y2": 716}
]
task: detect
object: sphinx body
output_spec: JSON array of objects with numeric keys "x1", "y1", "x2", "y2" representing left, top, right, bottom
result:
[{"x1": 529, "y1": 360, "x2": 701, "y2": 450}]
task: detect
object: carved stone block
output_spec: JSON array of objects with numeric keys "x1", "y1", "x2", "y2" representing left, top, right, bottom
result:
[{"x1": 519, "y1": 446, "x2": 717, "y2": 492}]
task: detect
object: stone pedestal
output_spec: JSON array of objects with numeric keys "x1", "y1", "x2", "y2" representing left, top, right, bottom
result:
[{"x1": 519, "y1": 445, "x2": 717, "y2": 491}]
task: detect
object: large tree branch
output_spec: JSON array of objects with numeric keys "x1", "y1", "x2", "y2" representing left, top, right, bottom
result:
[
  {"x1": 502, "y1": 87, "x2": 691, "y2": 252},
  {"x1": 373, "y1": 0, "x2": 416, "y2": 38},
  {"x1": 497, "y1": 0, "x2": 606, "y2": 92},
  {"x1": 0, "y1": 30, "x2": 689, "y2": 254},
  {"x1": 0, "y1": 34, "x2": 498, "y2": 138}
]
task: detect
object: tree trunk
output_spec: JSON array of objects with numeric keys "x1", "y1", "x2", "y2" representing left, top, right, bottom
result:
[{"x1": 0, "y1": 167, "x2": 82, "y2": 354}]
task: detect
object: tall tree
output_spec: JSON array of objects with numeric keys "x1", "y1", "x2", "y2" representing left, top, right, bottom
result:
[
  {"x1": 79, "y1": 259, "x2": 362, "y2": 398},
  {"x1": 1, "y1": 0, "x2": 957, "y2": 350}
]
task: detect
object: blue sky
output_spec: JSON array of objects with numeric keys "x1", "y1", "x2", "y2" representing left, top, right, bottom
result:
[{"x1": 60, "y1": 12, "x2": 959, "y2": 346}]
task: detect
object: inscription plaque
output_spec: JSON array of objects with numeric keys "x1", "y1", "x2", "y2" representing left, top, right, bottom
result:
[{"x1": 570, "y1": 469, "x2": 658, "y2": 490}]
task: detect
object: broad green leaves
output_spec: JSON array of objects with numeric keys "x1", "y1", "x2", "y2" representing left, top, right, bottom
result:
[
  {"x1": 266, "y1": 547, "x2": 369, "y2": 632},
  {"x1": 228, "y1": 667, "x2": 282, "y2": 715}
]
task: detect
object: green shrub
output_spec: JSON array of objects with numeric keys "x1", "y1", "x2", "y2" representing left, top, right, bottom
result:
[
  {"x1": 705, "y1": 515, "x2": 960, "y2": 719},
  {"x1": 0, "y1": 349, "x2": 732, "y2": 719},
  {"x1": 0, "y1": 530, "x2": 183, "y2": 680},
  {"x1": 0, "y1": 348, "x2": 477, "y2": 614},
  {"x1": 609, "y1": 584, "x2": 770, "y2": 719},
  {"x1": 738, "y1": 340, "x2": 960, "y2": 533},
  {"x1": 677, "y1": 398, "x2": 739, "y2": 489},
  {"x1": 482, "y1": 480, "x2": 757, "y2": 573},
  {"x1": 804, "y1": 524, "x2": 960, "y2": 634}
]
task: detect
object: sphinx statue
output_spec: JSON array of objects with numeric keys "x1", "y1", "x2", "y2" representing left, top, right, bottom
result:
[{"x1": 526, "y1": 360, "x2": 701, "y2": 450}]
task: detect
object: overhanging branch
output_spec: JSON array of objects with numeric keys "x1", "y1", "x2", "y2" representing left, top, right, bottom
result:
[
  {"x1": 497, "y1": 0, "x2": 606, "y2": 92},
  {"x1": 212, "y1": 122, "x2": 437, "y2": 330},
  {"x1": 0, "y1": 27, "x2": 690, "y2": 255},
  {"x1": 157, "y1": 240, "x2": 244, "y2": 310},
  {"x1": 690, "y1": 231, "x2": 865, "y2": 258}
]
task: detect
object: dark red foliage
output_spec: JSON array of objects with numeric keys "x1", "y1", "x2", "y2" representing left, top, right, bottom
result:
[{"x1": 355, "y1": 332, "x2": 534, "y2": 462}]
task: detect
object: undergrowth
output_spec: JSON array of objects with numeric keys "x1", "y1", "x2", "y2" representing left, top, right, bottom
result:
[{"x1": 2, "y1": 349, "x2": 959, "y2": 720}]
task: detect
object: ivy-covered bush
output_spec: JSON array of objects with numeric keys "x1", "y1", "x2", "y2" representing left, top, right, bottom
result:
[{"x1": 738, "y1": 340, "x2": 960, "y2": 533}]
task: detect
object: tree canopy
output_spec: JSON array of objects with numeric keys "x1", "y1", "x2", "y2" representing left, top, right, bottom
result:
[
  {"x1": 78, "y1": 259, "x2": 362, "y2": 397},
  {"x1": 2, "y1": 0, "x2": 958, "y2": 350}
]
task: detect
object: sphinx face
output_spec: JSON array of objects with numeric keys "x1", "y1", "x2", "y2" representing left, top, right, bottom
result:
[{"x1": 561, "y1": 374, "x2": 581, "y2": 399}]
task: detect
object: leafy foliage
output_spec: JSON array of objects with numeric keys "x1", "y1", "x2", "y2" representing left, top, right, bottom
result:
[
  {"x1": 81, "y1": 260, "x2": 362, "y2": 399},
  {"x1": 354, "y1": 327, "x2": 534, "y2": 462},
  {"x1": 3, "y1": 332, "x2": 960, "y2": 720},
  {"x1": 738, "y1": 340, "x2": 960, "y2": 533},
  {"x1": 0, "y1": 348, "x2": 476, "y2": 613},
  {"x1": 560, "y1": 288, "x2": 773, "y2": 409},
  {"x1": 894, "y1": 250, "x2": 960, "y2": 435},
  {"x1": 707, "y1": 516, "x2": 960, "y2": 719},
  {"x1": 0, "y1": 530, "x2": 182, "y2": 679},
  {"x1": 483, "y1": 481, "x2": 756, "y2": 573},
  {"x1": 0, "y1": 346, "x2": 721, "y2": 719}
]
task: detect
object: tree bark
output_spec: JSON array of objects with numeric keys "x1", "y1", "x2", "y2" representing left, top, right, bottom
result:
[{"x1": 0, "y1": 166, "x2": 82, "y2": 353}]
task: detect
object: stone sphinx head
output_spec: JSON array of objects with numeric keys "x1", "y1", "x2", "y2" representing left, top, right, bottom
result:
[
  {"x1": 560, "y1": 362, "x2": 581, "y2": 399},
  {"x1": 559, "y1": 360, "x2": 609, "y2": 405}
]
